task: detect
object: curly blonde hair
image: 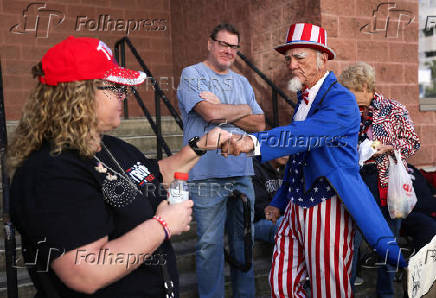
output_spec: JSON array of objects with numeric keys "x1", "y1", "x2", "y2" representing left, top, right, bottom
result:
[
  {"x1": 338, "y1": 62, "x2": 376, "y2": 93},
  {"x1": 8, "y1": 62, "x2": 100, "y2": 170}
]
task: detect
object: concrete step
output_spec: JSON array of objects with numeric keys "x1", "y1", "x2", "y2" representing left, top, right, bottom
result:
[
  {"x1": 0, "y1": 262, "x2": 34, "y2": 298},
  {"x1": 5, "y1": 121, "x2": 17, "y2": 139},
  {"x1": 179, "y1": 258, "x2": 272, "y2": 298},
  {"x1": 0, "y1": 267, "x2": 30, "y2": 289},
  {"x1": 4, "y1": 117, "x2": 184, "y2": 160},
  {"x1": 107, "y1": 117, "x2": 182, "y2": 137},
  {"x1": 174, "y1": 238, "x2": 273, "y2": 274},
  {"x1": 0, "y1": 235, "x2": 22, "y2": 272},
  {"x1": 4, "y1": 117, "x2": 183, "y2": 139},
  {"x1": 0, "y1": 280, "x2": 35, "y2": 298},
  {"x1": 119, "y1": 134, "x2": 183, "y2": 154}
]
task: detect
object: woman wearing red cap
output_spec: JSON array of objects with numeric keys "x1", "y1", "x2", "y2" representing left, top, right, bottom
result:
[{"x1": 8, "y1": 36, "x2": 230, "y2": 297}]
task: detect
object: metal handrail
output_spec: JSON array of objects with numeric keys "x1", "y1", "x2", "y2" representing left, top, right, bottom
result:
[
  {"x1": 129, "y1": 86, "x2": 172, "y2": 158},
  {"x1": 114, "y1": 37, "x2": 183, "y2": 129},
  {"x1": 0, "y1": 61, "x2": 19, "y2": 298},
  {"x1": 114, "y1": 37, "x2": 178, "y2": 159}
]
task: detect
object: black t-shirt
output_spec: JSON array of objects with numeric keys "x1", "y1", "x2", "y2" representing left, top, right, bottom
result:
[
  {"x1": 253, "y1": 159, "x2": 283, "y2": 222},
  {"x1": 11, "y1": 135, "x2": 178, "y2": 297}
]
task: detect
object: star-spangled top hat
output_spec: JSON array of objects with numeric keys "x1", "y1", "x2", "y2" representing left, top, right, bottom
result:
[{"x1": 274, "y1": 23, "x2": 336, "y2": 60}]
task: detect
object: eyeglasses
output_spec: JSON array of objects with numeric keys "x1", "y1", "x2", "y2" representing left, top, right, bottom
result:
[
  {"x1": 97, "y1": 84, "x2": 128, "y2": 98},
  {"x1": 212, "y1": 37, "x2": 240, "y2": 50}
]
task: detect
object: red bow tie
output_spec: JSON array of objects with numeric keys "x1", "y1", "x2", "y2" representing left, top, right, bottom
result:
[{"x1": 302, "y1": 89, "x2": 309, "y2": 105}]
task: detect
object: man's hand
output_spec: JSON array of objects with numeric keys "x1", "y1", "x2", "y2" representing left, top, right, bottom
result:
[
  {"x1": 265, "y1": 206, "x2": 280, "y2": 224},
  {"x1": 373, "y1": 143, "x2": 394, "y2": 156},
  {"x1": 220, "y1": 135, "x2": 254, "y2": 157},
  {"x1": 199, "y1": 91, "x2": 221, "y2": 104},
  {"x1": 197, "y1": 127, "x2": 231, "y2": 150}
]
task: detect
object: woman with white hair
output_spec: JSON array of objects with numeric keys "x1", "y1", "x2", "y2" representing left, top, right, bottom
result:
[{"x1": 339, "y1": 62, "x2": 420, "y2": 297}]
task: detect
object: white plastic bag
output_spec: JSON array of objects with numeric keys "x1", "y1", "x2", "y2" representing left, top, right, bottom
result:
[
  {"x1": 358, "y1": 139, "x2": 377, "y2": 166},
  {"x1": 387, "y1": 150, "x2": 417, "y2": 219}
]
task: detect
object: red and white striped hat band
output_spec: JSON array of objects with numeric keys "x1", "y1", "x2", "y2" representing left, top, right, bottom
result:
[{"x1": 275, "y1": 23, "x2": 336, "y2": 60}]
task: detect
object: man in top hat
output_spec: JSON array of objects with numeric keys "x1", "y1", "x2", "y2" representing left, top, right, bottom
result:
[{"x1": 222, "y1": 23, "x2": 407, "y2": 297}]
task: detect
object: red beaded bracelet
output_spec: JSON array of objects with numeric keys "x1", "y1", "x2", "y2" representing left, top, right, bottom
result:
[{"x1": 152, "y1": 215, "x2": 171, "y2": 240}]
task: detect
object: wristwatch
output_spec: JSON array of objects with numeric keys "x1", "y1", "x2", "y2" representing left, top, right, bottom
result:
[{"x1": 188, "y1": 136, "x2": 207, "y2": 156}]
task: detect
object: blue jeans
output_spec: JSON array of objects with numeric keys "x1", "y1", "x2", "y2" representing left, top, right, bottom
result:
[
  {"x1": 350, "y1": 227, "x2": 363, "y2": 290},
  {"x1": 254, "y1": 217, "x2": 284, "y2": 244},
  {"x1": 376, "y1": 207, "x2": 402, "y2": 298},
  {"x1": 190, "y1": 176, "x2": 255, "y2": 298}
]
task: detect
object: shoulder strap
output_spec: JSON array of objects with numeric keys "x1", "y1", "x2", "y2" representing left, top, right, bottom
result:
[{"x1": 157, "y1": 246, "x2": 176, "y2": 298}]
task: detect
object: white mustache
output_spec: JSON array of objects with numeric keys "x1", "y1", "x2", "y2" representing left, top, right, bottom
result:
[{"x1": 288, "y1": 77, "x2": 303, "y2": 92}]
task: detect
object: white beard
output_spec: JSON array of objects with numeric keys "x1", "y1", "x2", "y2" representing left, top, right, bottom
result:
[{"x1": 288, "y1": 77, "x2": 303, "y2": 92}]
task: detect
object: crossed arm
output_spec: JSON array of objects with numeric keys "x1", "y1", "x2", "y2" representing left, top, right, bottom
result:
[{"x1": 194, "y1": 91, "x2": 266, "y2": 132}]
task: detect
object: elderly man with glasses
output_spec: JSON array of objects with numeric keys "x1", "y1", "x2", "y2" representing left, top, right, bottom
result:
[{"x1": 176, "y1": 23, "x2": 265, "y2": 297}]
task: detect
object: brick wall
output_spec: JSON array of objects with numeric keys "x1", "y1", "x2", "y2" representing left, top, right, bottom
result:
[
  {"x1": 321, "y1": 0, "x2": 434, "y2": 166},
  {"x1": 1, "y1": 0, "x2": 172, "y2": 120}
]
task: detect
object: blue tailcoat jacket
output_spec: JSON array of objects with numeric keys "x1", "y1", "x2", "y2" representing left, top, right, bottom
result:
[{"x1": 252, "y1": 72, "x2": 407, "y2": 268}]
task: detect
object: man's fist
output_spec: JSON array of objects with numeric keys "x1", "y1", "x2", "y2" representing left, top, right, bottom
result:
[
  {"x1": 220, "y1": 135, "x2": 254, "y2": 157},
  {"x1": 265, "y1": 206, "x2": 280, "y2": 224}
]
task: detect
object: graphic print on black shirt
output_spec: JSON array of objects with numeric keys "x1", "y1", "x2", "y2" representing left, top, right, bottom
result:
[{"x1": 126, "y1": 162, "x2": 156, "y2": 185}]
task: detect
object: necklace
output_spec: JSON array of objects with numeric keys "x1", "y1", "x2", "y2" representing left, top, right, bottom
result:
[{"x1": 93, "y1": 142, "x2": 141, "y2": 208}]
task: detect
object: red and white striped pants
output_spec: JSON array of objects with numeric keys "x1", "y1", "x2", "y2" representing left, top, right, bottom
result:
[{"x1": 269, "y1": 195, "x2": 355, "y2": 298}]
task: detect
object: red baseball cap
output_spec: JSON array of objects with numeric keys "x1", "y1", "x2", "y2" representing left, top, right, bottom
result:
[{"x1": 39, "y1": 36, "x2": 146, "y2": 86}]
